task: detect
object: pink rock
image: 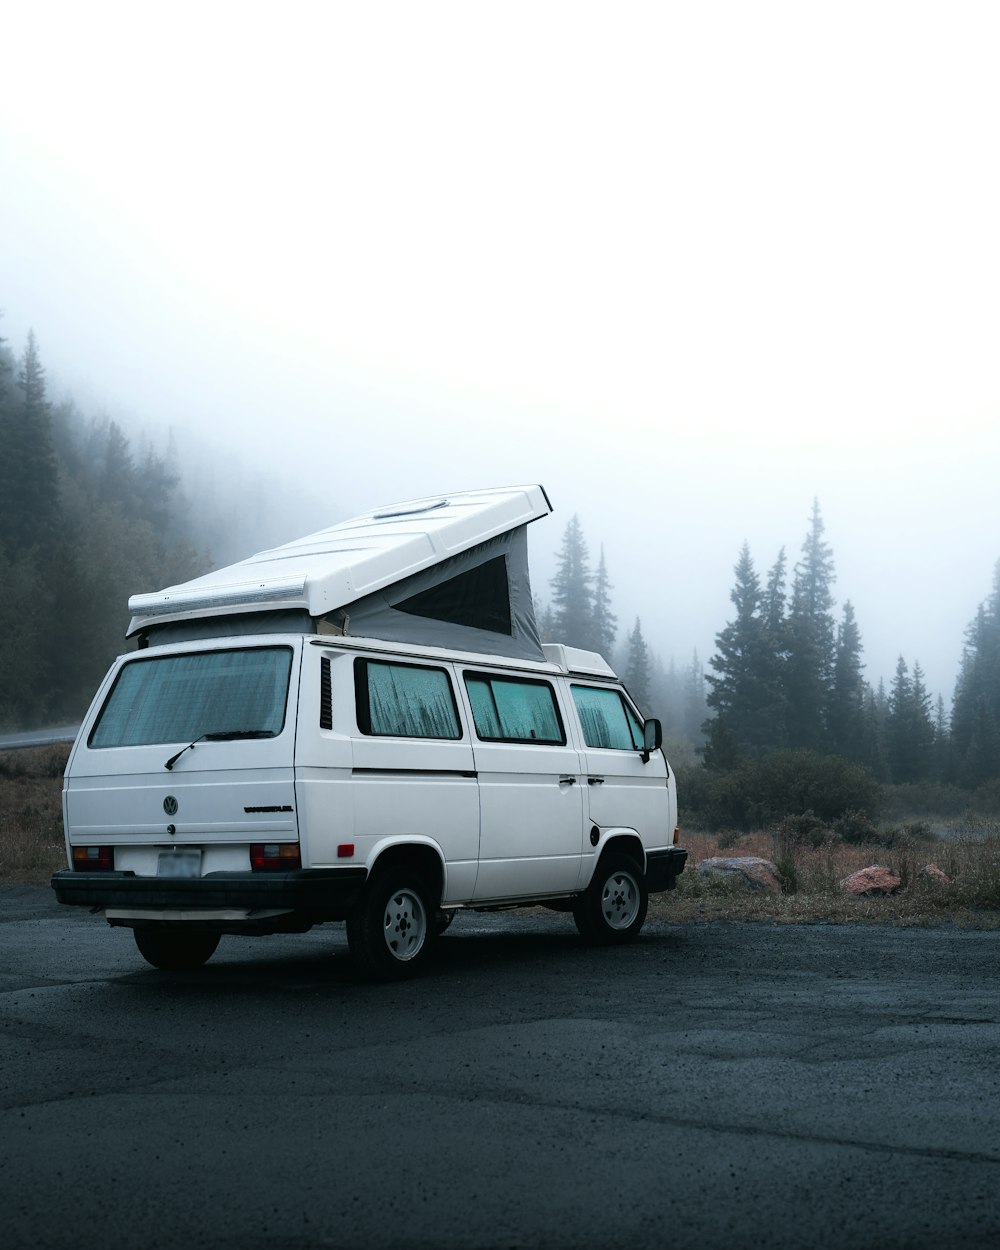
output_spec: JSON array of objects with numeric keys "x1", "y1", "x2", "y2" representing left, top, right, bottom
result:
[
  {"x1": 841, "y1": 866, "x2": 902, "y2": 896},
  {"x1": 918, "y1": 863, "x2": 951, "y2": 885},
  {"x1": 697, "y1": 856, "x2": 783, "y2": 892}
]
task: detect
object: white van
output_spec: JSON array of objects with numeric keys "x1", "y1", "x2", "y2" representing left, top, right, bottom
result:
[{"x1": 53, "y1": 486, "x2": 686, "y2": 978}]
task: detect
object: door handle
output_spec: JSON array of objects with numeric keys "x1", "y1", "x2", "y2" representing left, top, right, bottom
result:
[
  {"x1": 558, "y1": 776, "x2": 577, "y2": 786},
  {"x1": 588, "y1": 776, "x2": 605, "y2": 785}
]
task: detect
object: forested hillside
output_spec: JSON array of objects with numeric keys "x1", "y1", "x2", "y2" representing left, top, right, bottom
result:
[{"x1": 0, "y1": 326, "x2": 207, "y2": 728}]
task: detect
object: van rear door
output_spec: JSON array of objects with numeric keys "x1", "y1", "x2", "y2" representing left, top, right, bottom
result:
[{"x1": 63, "y1": 641, "x2": 300, "y2": 876}]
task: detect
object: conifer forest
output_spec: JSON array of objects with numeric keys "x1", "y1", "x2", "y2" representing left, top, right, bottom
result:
[{"x1": 2, "y1": 318, "x2": 999, "y2": 821}]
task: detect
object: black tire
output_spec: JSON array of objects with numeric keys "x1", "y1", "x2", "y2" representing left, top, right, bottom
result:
[
  {"x1": 573, "y1": 852, "x2": 648, "y2": 945},
  {"x1": 134, "y1": 927, "x2": 220, "y2": 970},
  {"x1": 347, "y1": 869, "x2": 436, "y2": 980},
  {"x1": 434, "y1": 909, "x2": 456, "y2": 937}
]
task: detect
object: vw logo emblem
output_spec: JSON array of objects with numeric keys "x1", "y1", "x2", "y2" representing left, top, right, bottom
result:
[{"x1": 163, "y1": 795, "x2": 179, "y2": 816}]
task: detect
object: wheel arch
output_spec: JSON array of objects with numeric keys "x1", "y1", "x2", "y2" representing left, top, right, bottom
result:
[
  {"x1": 367, "y1": 838, "x2": 445, "y2": 906},
  {"x1": 589, "y1": 829, "x2": 645, "y2": 882}
]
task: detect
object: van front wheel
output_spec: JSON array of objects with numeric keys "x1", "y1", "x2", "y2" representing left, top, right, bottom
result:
[
  {"x1": 573, "y1": 854, "x2": 648, "y2": 945},
  {"x1": 133, "y1": 927, "x2": 220, "y2": 970},
  {"x1": 347, "y1": 870, "x2": 435, "y2": 980}
]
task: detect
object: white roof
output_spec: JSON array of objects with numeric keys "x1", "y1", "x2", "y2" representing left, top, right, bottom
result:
[{"x1": 128, "y1": 484, "x2": 552, "y2": 634}]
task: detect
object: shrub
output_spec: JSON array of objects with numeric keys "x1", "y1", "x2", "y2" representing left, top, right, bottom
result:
[
  {"x1": 780, "y1": 809, "x2": 830, "y2": 847},
  {"x1": 688, "y1": 750, "x2": 880, "y2": 831},
  {"x1": 833, "y1": 809, "x2": 881, "y2": 845}
]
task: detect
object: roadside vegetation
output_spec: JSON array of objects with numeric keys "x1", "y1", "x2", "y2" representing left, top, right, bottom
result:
[
  {"x1": 5, "y1": 745, "x2": 999, "y2": 927},
  {"x1": 652, "y1": 824, "x2": 1000, "y2": 928},
  {"x1": 659, "y1": 749, "x2": 1000, "y2": 926}
]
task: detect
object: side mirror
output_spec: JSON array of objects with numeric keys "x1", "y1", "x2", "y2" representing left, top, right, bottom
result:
[{"x1": 641, "y1": 717, "x2": 662, "y2": 763}]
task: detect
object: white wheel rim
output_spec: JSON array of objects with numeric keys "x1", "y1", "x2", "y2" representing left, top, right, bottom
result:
[
  {"x1": 601, "y1": 870, "x2": 640, "y2": 930},
  {"x1": 382, "y1": 888, "x2": 427, "y2": 961}
]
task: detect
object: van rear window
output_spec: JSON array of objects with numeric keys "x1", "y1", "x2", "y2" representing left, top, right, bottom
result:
[{"x1": 89, "y1": 647, "x2": 293, "y2": 748}]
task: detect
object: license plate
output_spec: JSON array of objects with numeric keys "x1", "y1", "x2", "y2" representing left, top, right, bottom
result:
[{"x1": 157, "y1": 850, "x2": 202, "y2": 879}]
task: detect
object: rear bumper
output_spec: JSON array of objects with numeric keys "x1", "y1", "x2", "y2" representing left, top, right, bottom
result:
[
  {"x1": 51, "y1": 867, "x2": 368, "y2": 914},
  {"x1": 645, "y1": 847, "x2": 688, "y2": 893}
]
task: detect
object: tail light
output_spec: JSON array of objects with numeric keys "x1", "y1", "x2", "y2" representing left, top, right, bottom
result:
[
  {"x1": 72, "y1": 846, "x2": 114, "y2": 871},
  {"x1": 250, "y1": 842, "x2": 302, "y2": 872},
  {"x1": 673, "y1": 826, "x2": 681, "y2": 845}
]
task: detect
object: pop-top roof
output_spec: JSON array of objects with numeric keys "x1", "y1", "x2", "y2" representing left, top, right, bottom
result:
[
  {"x1": 127, "y1": 484, "x2": 552, "y2": 637},
  {"x1": 541, "y1": 643, "x2": 618, "y2": 679}
]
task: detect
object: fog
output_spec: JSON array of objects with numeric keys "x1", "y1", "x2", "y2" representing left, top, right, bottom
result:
[{"x1": 3, "y1": 2, "x2": 999, "y2": 703}]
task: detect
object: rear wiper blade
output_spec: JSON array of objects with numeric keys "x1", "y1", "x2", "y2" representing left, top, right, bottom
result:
[{"x1": 164, "y1": 730, "x2": 275, "y2": 769}]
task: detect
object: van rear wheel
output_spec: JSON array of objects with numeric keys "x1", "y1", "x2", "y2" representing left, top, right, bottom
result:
[
  {"x1": 134, "y1": 928, "x2": 220, "y2": 971},
  {"x1": 573, "y1": 853, "x2": 648, "y2": 945},
  {"x1": 347, "y1": 869, "x2": 435, "y2": 980}
]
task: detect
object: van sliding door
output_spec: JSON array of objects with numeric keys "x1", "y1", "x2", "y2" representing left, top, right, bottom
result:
[{"x1": 463, "y1": 671, "x2": 585, "y2": 901}]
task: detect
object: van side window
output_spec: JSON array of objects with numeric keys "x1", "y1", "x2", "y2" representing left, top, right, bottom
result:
[
  {"x1": 354, "y1": 659, "x2": 462, "y2": 739},
  {"x1": 464, "y1": 674, "x2": 565, "y2": 744},
  {"x1": 571, "y1": 685, "x2": 642, "y2": 750}
]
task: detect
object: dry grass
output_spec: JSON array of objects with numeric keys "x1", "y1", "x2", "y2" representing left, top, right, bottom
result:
[
  {"x1": 4, "y1": 747, "x2": 1000, "y2": 926},
  {"x1": 0, "y1": 745, "x2": 70, "y2": 883},
  {"x1": 651, "y1": 829, "x2": 1000, "y2": 928}
]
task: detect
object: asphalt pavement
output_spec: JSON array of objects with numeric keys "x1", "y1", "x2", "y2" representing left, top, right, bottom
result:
[{"x1": 2, "y1": 886, "x2": 998, "y2": 1250}]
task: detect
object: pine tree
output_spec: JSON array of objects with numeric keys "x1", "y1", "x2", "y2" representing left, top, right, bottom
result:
[
  {"x1": 951, "y1": 562, "x2": 1000, "y2": 786},
  {"x1": 705, "y1": 542, "x2": 757, "y2": 731},
  {"x1": 137, "y1": 438, "x2": 182, "y2": 538},
  {"x1": 886, "y1": 657, "x2": 935, "y2": 783},
  {"x1": 0, "y1": 316, "x2": 10, "y2": 400},
  {"x1": 0, "y1": 543, "x2": 53, "y2": 726},
  {"x1": 762, "y1": 547, "x2": 787, "y2": 631},
  {"x1": 701, "y1": 710, "x2": 743, "y2": 771},
  {"x1": 962, "y1": 696, "x2": 1000, "y2": 789},
  {"x1": 534, "y1": 598, "x2": 556, "y2": 643},
  {"x1": 860, "y1": 679, "x2": 890, "y2": 781},
  {"x1": 829, "y1": 601, "x2": 866, "y2": 760},
  {"x1": 650, "y1": 656, "x2": 681, "y2": 736},
  {"x1": 646, "y1": 653, "x2": 674, "y2": 730},
  {"x1": 932, "y1": 694, "x2": 952, "y2": 782},
  {"x1": 0, "y1": 330, "x2": 60, "y2": 553},
  {"x1": 592, "y1": 544, "x2": 617, "y2": 658},
  {"x1": 102, "y1": 419, "x2": 139, "y2": 512},
  {"x1": 759, "y1": 547, "x2": 790, "y2": 746},
  {"x1": 704, "y1": 543, "x2": 785, "y2": 754},
  {"x1": 0, "y1": 332, "x2": 14, "y2": 547},
  {"x1": 623, "y1": 616, "x2": 651, "y2": 712},
  {"x1": 784, "y1": 500, "x2": 836, "y2": 751},
  {"x1": 682, "y1": 649, "x2": 708, "y2": 745},
  {"x1": 549, "y1": 514, "x2": 596, "y2": 650}
]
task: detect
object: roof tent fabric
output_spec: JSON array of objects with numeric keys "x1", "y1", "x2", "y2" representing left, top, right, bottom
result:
[
  {"x1": 139, "y1": 610, "x2": 315, "y2": 648},
  {"x1": 337, "y1": 526, "x2": 543, "y2": 660}
]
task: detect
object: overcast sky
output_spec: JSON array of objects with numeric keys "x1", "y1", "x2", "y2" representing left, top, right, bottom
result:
[{"x1": 2, "y1": 1, "x2": 999, "y2": 702}]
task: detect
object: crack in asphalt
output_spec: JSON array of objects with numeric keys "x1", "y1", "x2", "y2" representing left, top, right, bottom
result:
[{"x1": 3, "y1": 1067, "x2": 999, "y2": 1170}]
